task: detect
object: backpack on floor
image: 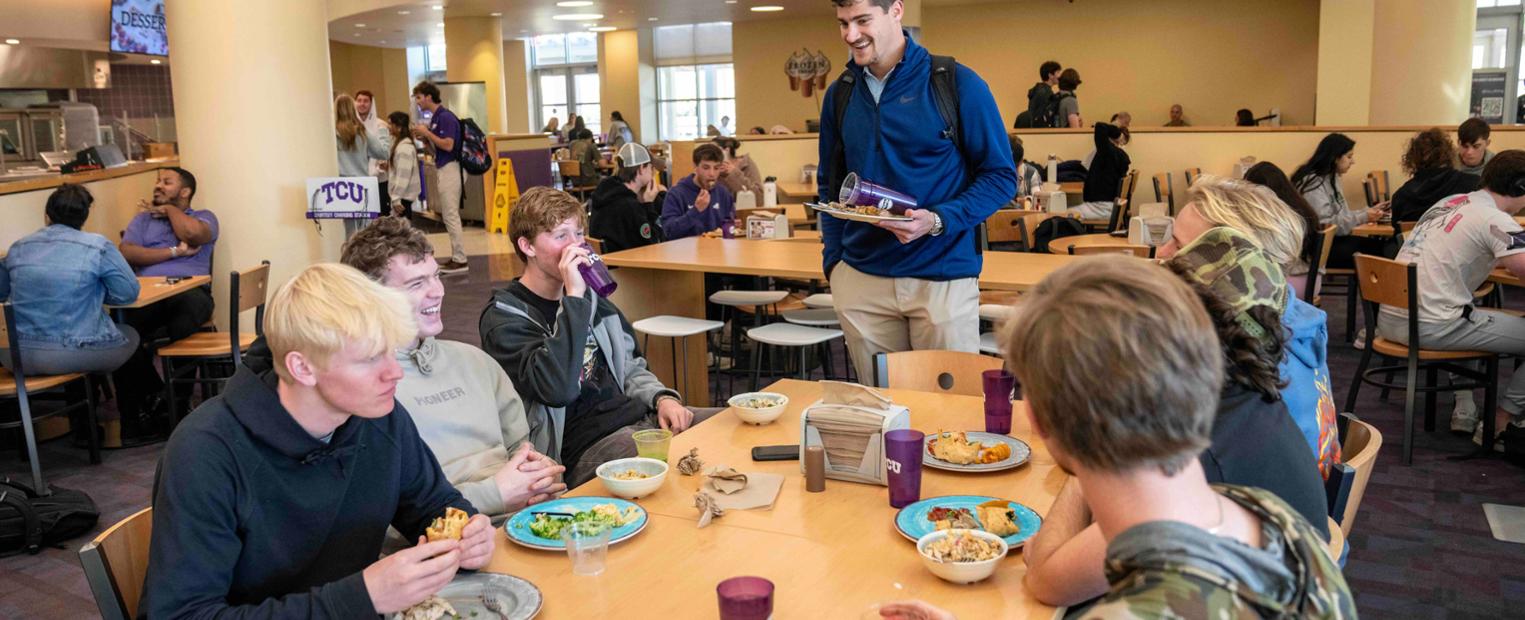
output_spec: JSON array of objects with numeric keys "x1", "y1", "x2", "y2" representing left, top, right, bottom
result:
[
  {"x1": 0, "y1": 478, "x2": 99, "y2": 556},
  {"x1": 457, "y1": 117, "x2": 493, "y2": 176},
  {"x1": 1031, "y1": 216, "x2": 1087, "y2": 254}
]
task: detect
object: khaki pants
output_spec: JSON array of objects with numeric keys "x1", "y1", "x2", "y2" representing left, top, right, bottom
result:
[
  {"x1": 435, "y1": 161, "x2": 467, "y2": 263},
  {"x1": 829, "y1": 262, "x2": 981, "y2": 381}
]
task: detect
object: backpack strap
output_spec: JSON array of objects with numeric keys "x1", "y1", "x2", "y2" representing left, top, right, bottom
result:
[
  {"x1": 828, "y1": 67, "x2": 858, "y2": 203},
  {"x1": 928, "y1": 55, "x2": 961, "y2": 154}
]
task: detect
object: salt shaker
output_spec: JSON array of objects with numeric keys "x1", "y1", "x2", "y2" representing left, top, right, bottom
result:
[{"x1": 804, "y1": 445, "x2": 826, "y2": 492}]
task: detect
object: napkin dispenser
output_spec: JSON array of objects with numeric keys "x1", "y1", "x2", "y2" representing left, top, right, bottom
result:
[
  {"x1": 1040, "y1": 190, "x2": 1067, "y2": 214},
  {"x1": 799, "y1": 381, "x2": 911, "y2": 486},
  {"x1": 746, "y1": 212, "x2": 783, "y2": 239},
  {"x1": 1127, "y1": 215, "x2": 1174, "y2": 246}
]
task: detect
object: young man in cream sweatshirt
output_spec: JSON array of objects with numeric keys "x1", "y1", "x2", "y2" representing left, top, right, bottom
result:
[{"x1": 342, "y1": 218, "x2": 566, "y2": 523}]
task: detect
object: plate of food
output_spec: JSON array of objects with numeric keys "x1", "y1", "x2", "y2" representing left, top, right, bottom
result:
[
  {"x1": 894, "y1": 495, "x2": 1042, "y2": 549},
  {"x1": 396, "y1": 572, "x2": 542, "y2": 620},
  {"x1": 807, "y1": 201, "x2": 914, "y2": 223},
  {"x1": 503, "y1": 496, "x2": 648, "y2": 551},
  {"x1": 922, "y1": 431, "x2": 1031, "y2": 472}
]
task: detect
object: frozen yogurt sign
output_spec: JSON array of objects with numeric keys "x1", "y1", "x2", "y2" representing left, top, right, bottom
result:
[
  {"x1": 306, "y1": 177, "x2": 380, "y2": 220},
  {"x1": 785, "y1": 49, "x2": 832, "y2": 98}
]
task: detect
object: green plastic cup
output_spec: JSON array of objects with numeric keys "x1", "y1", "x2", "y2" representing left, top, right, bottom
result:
[{"x1": 632, "y1": 429, "x2": 674, "y2": 462}]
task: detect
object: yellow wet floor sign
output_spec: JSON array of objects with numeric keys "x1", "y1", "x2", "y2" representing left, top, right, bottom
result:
[{"x1": 489, "y1": 157, "x2": 519, "y2": 234}]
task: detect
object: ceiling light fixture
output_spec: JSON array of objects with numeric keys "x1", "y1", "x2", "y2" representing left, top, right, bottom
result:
[
  {"x1": 380, "y1": 40, "x2": 387, "y2": 44},
  {"x1": 432, "y1": 5, "x2": 443, "y2": 10},
  {"x1": 3, "y1": 39, "x2": 19, "y2": 45},
  {"x1": 750, "y1": 5, "x2": 785, "y2": 11},
  {"x1": 648, "y1": 17, "x2": 658, "y2": 21},
  {"x1": 552, "y1": 13, "x2": 603, "y2": 21},
  {"x1": 557, "y1": 1, "x2": 594, "y2": 6},
  {"x1": 397, "y1": 10, "x2": 411, "y2": 15},
  {"x1": 726, "y1": 1, "x2": 737, "y2": 4},
  {"x1": 149, "y1": 59, "x2": 161, "y2": 64},
  {"x1": 589, "y1": 26, "x2": 616, "y2": 32},
  {"x1": 354, "y1": 23, "x2": 366, "y2": 27},
  {"x1": 490, "y1": 12, "x2": 502, "y2": 16}
]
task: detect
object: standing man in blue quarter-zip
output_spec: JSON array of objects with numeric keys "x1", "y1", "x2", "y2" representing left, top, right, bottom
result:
[{"x1": 818, "y1": 0, "x2": 1015, "y2": 380}]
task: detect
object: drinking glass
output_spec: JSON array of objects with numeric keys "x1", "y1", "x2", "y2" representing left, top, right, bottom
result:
[
  {"x1": 632, "y1": 429, "x2": 673, "y2": 462},
  {"x1": 884, "y1": 429, "x2": 925, "y2": 508},
  {"x1": 982, "y1": 369, "x2": 1016, "y2": 435},
  {"x1": 576, "y1": 242, "x2": 617, "y2": 297},
  {"x1": 717, "y1": 576, "x2": 775, "y2": 620},
  {"x1": 562, "y1": 522, "x2": 611, "y2": 576},
  {"x1": 839, "y1": 172, "x2": 918, "y2": 215}
]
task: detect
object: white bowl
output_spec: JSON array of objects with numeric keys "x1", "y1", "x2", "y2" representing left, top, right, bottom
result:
[
  {"x1": 916, "y1": 529, "x2": 1009, "y2": 584},
  {"x1": 595, "y1": 457, "x2": 668, "y2": 499},
  {"x1": 727, "y1": 392, "x2": 790, "y2": 425}
]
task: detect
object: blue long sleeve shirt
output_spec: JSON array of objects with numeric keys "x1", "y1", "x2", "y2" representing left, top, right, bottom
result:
[
  {"x1": 660, "y1": 174, "x2": 736, "y2": 240},
  {"x1": 817, "y1": 34, "x2": 1015, "y2": 280}
]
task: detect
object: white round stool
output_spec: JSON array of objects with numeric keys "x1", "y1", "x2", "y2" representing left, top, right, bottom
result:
[
  {"x1": 745, "y1": 322, "x2": 844, "y2": 390},
  {"x1": 709, "y1": 290, "x2": 791, "y2": 395},
  {"x1": 781, "y1": 308, "x2": 840, "y2": 327},
  {"x1": 802, "y1": 293, "x2": 835, "y2": 309},
  {"x1": 631, "y1": 316, "x2": 724, "y2": 401},
  {"x1": 979, "y1": 332, "x2": 1001, "y2": 355},
  {"x1": 978, "y1": 303, "x2": 1014, "y2": 323}
]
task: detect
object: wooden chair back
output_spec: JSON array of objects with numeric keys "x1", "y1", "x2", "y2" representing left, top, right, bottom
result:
[
  {"x1": 982, "y1": 210, "x2": 1031, "y2": 246},
  {"x1": 873, "y1": 350, "x2": 1004, "y2": 397},
  {"x1": 1184, "y1": 167, "x2": 1202, "y2": 187},
  {"x1": 1068, "y1": 243, "x2": 1152, "y2": 258},
  {"x1": 79, "y1": 507, "x2": 154, "y2": 620},
  {"x1": 1367, "y1": 170, "x2": 1391, "y2": 202},
  {"x1": 1107, "y1": 170, "x2": 1139, "y2": 232},
  {"x1": 1306, "y1": 224, "x2": 1337, "y2": 302},
  {"x1": 1335, "y1": 414, "x2": 1382, "y2": 537},
  {"x1": 230, "y1": 261, "x2": 271, "y2": 366},
  {"x1": 1152, "y1": 172, "x2": 1174, "y2": 215},
  {"x1": 1015, "y1": 211, "x2": 1056, "y2": 250},
  {"x1": 1361, "y1": 178, "x2": 1378, "y2": 207},
  {"x1": 557, "y1": 160, "x2": 581, "y2": 178},
  {"x1": 1353, "y1": 254, "x2": 1412, "y2": 309}
]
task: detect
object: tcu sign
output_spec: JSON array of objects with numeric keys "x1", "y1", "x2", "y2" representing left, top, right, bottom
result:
[{"x1": 306, "y1": 177, "x2": 380, "y2": 220}]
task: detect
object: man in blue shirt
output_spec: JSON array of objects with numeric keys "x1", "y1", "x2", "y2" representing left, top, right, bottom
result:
[
  {"x1": 411, "y1": 81, "x2": 468, "y2": 274},
  {"x1": 818, "y1": 0, "x2": 1015, "y2": 379},
  {"x1": 660, "y1": 143, "x2": 735, "y2": 239}
]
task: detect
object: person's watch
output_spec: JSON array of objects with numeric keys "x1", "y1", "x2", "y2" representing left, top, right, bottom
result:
[
  {"x1": 170, "y1": 246, "x2": 179, "y2": 258},
  {"x1": 929, "y1": 212, "x2": 945, "y2": 237}
]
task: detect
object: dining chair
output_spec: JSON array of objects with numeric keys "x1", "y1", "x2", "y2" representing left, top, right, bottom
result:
[
  {"x1": 1367, "y1": 170, "x2": 1392, "y2": 203},
  {"x1": 79, "y1": 507, "x2": 153, "y2": 620},
  {"x1": 1152, "y1": 172, "x2": 1175, "y2": 216},
  {"x1": 979, "y1": 209, "x2": 1031, "y2": 251},
  {"x1": 1324, "y1": 412, "x2": 1382, "y2": 538},
  {"x1": 1081, "y1": 170, "x2": 1137, "y2": 233},
  {"x1": 157, "y1": 261, "x2": 270, "y2": 423},
  {"x1": 872, "y1": 350, "x2": 1004, "y2": 397},
  {"x1": 0, "y1": 302, "x2": 103, "y2": 492},
  {"x1": 1183, "y1": 167, "x2": 1202, "y2": 188},
  {"x1": 1306, "y1": 224, "x2": 1336, "y2": 304}
]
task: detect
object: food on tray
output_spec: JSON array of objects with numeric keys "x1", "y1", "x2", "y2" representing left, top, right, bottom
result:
[
  {"x1": 927, "y1": 506, "x2": 980, "y2": 531},
  {"x1": 424, "y1": 507, "x2": 469, "y2": 542},
  {"x1": 611, "y1": 469, "x2": 651, "y2": 480},
  {"x1": 398, "y1": 595, "x2": 457, "y2": 620},
  {"x1": 923, "y1": 529, "x2": 1003, "y2": 563},
  {"x1": 977, "y1": 500, "x2": 1021, "y2": 537},
  {"x1": 927, "y1": 431, "x2": 1012, "y2": 465},
  {"x1": 526, "y1": 503, "x2": 642, "y2": 540},
  {"x1": 735, "y1": 395, "x2": 783, "y2": 409}
]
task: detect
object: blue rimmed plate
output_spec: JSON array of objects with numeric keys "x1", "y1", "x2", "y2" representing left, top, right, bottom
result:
[
  {"x1": 503, "y1": 496, "x2": 648, "y2": 551},
  {"x1": 894, "y1": 495, "x2": 1042, "y2": 549}
]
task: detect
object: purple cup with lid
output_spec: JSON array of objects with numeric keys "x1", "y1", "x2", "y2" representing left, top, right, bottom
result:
[
  {"x1": 576, "y1": 242, "x2": 618, "y2": 298},
  {"x1": 839, "y1": 172, "x2": 919, "y2": 215}
]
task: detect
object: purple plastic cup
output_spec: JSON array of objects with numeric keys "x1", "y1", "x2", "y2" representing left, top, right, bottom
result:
[
  {"x1": 983, "y1": 369, "x2": 1015, "y2": 435},
  {"x1": 717, "y1": 576, "x2": 774, "y2": 620},
  {"x1": 884, "y1": 429, "x2": 925, "y2": 508},
  {"x1": 839, "y1": 172, "x2": 919, "y2": 215},
  {"x1": 576, "y1": 242, "x2": 618, "y2": 298}
]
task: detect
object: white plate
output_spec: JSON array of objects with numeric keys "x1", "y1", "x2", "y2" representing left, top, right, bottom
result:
[
  {"x1": 922, "y1": 432, "x2": 1032, "y2": 472},
  {"x1": 393, "y1": 572, "x2": 542, "y2": 620},
  {"x1": 807, "y1": 202, "x2": 913, "y2": 223}
]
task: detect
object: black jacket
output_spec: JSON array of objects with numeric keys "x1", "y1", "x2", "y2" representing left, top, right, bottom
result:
[
  {"x1": 1025, "y1": 81, "x2": 1054, "y2": 127},
  {"x1": 140, "y1": 339, "x2": 474, "y2": 619},
  {"x1": 1201, "y1": 384, "x2": 1331, "y2": 540},
  {"x1": 1082, "y1": 122, "x2": 1131, "y2": 203},
  {"x1": 589, "y1": 176, "x2": 664, "y2": 254},
  {"x1": 1390, "y1": 167, "x2": 1479, "y2": 223}
]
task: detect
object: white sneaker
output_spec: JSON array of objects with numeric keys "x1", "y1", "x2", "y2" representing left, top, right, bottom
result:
[
  {"x1": 1451, "y1": 393, "x2": 1479, "y2": 434},
  {"x1": 1352, "y1": 327, "x2": 1367, "y2": 350},
  {"x1": 1473, "y1": 420, "x2": 1509, "y2": 453}
]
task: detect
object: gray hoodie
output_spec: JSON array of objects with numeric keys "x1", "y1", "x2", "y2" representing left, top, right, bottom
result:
[{"x1": 395, "y1": 337, "x2": 531, "y2": 522}]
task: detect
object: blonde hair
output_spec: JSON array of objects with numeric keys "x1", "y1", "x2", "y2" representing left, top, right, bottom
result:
[
  {"x1": 1002, "y1": 257, "x2": 1221, "y2": 476},
  {"x1": 335, "y1": 94, "x2": 366, "y2": 151},
  {"x1": 1184, "y1": 174, "x2": 1305, "y2": 267},
  {"x1": 264, "y1": 263, "x2": 416, "y2": 381}
]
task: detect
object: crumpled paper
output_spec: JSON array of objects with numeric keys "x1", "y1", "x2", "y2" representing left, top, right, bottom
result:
[
  {"x1": 676, "y1": 448, "x2": 704, "y2": 476},
  {"x1": 705, "y1": 466, "x2": 749, "y2": 495},
  {"x1": 694, "y1": 492, "x2": 724, "y2": 528}
]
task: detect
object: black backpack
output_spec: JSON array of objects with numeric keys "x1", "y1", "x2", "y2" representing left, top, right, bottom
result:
[
  {"x1": 1030, "y1": 216, "x2": 1087, "y2": 254},
  {"x1": 828, "y1": 54, "x2": 963, "y2": 201},
  {"x1": 1025, "y1": 83, "x2": 1054, "y2": 128},
  {"x1": 1048, "y1": 91, "x2": 1074, "y2": 128},
  {"x1": 0, "y1": 478, "x2": 99, "y2": 556},
  {"x1": 457, "y1": 117, "x2": 493, "y2": 176}
]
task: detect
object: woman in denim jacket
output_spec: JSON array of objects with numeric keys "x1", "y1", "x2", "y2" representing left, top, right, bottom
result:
[{"x1": 0, "y1": 184, "x2": 140, "y2": 375}]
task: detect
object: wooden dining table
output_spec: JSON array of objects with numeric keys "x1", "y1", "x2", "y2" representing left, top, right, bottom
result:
[
  {"x1": 774, "y1": 181, "x2": 817, "y2": 202},
  {"x1": 109, "y1": 275, "x2": 212, "y2": 309},
  {"x1": 601, "y1": 238, "x2": 1076, "y2": 405},
  {"x1": 482, "y1": 379, "x2": 1064, "y2": 619},
  {"x1": 1045, "y1": 232, "x2": 1138, "y2": 254}
]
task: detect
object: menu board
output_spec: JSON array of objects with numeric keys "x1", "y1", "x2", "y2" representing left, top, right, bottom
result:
[{"x1": 110, "y1": 0, "x2": 168, "y2": 56}]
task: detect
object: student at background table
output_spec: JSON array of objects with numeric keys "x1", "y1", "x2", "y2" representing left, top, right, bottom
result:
[
  {"x1": 660, "y1": 143, "x2": 735, "y2": 240},
  {"x1": 1292, "y1": 133, "x2": 1386, "y2": 269},
  {"x1": 1458, "y1": 118, "x2": 1495, "y2": 177},
  {"x1": 0, "y1": 183, "x2": 139, "y2": 375},
  {"x1": 1391, "y1": 128, "x2": 1479, "y2": 223}
]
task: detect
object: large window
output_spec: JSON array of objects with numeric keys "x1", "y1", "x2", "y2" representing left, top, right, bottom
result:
[
  {"x1": 654, "y1": 23, "x2": 734, "y2": 141},
  {"x1": 532, "y1": 33, "x2": 600, "y2": 135}
]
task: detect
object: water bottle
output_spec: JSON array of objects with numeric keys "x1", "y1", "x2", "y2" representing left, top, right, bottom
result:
[
  {"x1": 736, "y1": 188, "x2": 757, "y2": 210},
  {"x1": 1046, "y1": 154, "x2": 1058, "y2": 187},
  {"x1": 576, "y1": 242, "x2": 617, "y2": 297},
  {"x1": 763, "y1": 176, "x2": 778, "y2": 208}
]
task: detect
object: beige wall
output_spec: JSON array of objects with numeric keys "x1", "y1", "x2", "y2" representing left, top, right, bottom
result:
[
  {"x1": 0, "y1": 171, "x2": 158, "y2": 251},
  {"x1": 1316, "y1": 0, "x2": 1375, "y2": 125},
  {"x1": 446, "y1": 16, "x2": 509, "y2": 134},
  {"x1": 329, "y1": 41, "x2": 409, "y2": 117},
  {"x1": 1369, "y1": 0, "x2": 1475, "y2": 125},
  {"x1": 733, "y1": 15, "x2": 847, "y2": 133},
  {"x1": 503, "y1": 40, "x2": 532, "y2": 134},
  {"x1": 921, "y1": 0, "x2": 1321, "y2": 128},
  {"x1": 600, "y1": 30, "x2": 644, "y2": 143}
]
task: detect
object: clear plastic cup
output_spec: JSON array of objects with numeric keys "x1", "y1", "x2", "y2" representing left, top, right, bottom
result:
[
  {"x1": 576, "y1": 242, "x2": 618, "y2": 298},
  {"x1": 717, "y1": 576, "x2": 775, "y2": 620},
  {"x1": 632, "y1": 428, "x2": 673, "y2": 462},
  {"x1": 562, "y1": 522, "x2": 611, "y2": 576},
  {"x1": 839, "y1": 172, "x2": 918, "y2": 215}
]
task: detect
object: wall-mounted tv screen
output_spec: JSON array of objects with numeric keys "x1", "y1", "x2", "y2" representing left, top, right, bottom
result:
[{"x1": 110, "y1": 0, "x2": 168, "y2": 56}]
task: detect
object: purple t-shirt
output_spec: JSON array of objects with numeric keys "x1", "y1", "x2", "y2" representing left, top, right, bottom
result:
[
  {"x1": 122, "y1": 208, "x2": 220, "y2": 278},
  {"x1": 428, "y1": 107, "x2": 461, "y2": 168}
]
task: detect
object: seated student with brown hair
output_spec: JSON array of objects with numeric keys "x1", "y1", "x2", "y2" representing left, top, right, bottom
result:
[
  {"x1": 1391, "y1": 127, "x2": 1479, "y2": 223},
  {"x1": 886, "y1": 257, "x2": 1354, "y2": 619},
  {"x1": 1458, "y1": 117, "x2": 1495, "y2": 177},
  {"x1": 142, "y1": 263, "x2": 494, "y2": 617},
  {"x1": 480, "y1": 187, "x2": 720, "y2": 487},
  {"x1": 660, "y1": 143, "x2": 736, "y2": 239}
]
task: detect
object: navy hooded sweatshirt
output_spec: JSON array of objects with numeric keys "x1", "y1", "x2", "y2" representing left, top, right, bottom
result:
[
  {"x1": 140, "y1": 339, "x2": 475, "y2": 619},
  {"x1": 816, "y1": 32, "x2": 1016, "y2": 281}
]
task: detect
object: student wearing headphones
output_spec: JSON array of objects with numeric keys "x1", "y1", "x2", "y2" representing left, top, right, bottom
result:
[{"x1": 1377, "y1": 150, "x2": 1525, "y2": 448}]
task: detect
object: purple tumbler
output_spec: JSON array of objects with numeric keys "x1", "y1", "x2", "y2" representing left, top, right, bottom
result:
[
  {"x1": 982, "y1": 369, "x2": 1016, "y2": 435},
  {"x1": 717, "y1": 576, "x2": 774, "y2": 620},
  {"x1": 839, "y1": 172, "x2": 919, "y2": 215},
  {"x1": 884, "y1": 429, "x2": 925, "y2": 508},
  {"x1": 577, "y1": 242, "x2": 618, "y2": 297}
]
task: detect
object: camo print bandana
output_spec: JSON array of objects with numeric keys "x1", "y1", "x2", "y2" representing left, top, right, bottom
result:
[{"x1": 1169, "y1": 227, "x2": 1288, "y2": 343}]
